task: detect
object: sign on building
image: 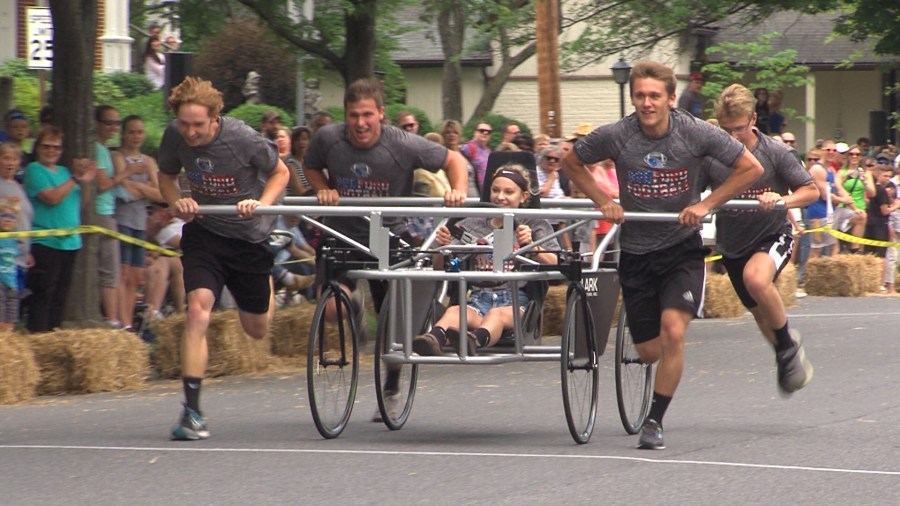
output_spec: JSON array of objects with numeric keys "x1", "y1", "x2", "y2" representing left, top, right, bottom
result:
[{"x1": 27, "y1": 7, "x2": 53, "y2": 70}]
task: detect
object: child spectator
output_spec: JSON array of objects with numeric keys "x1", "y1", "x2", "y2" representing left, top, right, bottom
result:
[{"x1": 0, "y1": 200, "x2": 21, "y2": 331}]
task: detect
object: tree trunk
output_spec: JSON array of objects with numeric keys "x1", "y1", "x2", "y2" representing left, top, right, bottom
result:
[
  {"x1": 340, "y1": 0, "x2": 378, "y2": 84},
  {"x1": 437, "y1": 1, "x2": 464, "y2": 121},
  {"x1": 50, "y1": 0, "x2": 101, "y2": 326},
  {"x1": 469, "y1": 41, "x2": 537, "y2": 121}
]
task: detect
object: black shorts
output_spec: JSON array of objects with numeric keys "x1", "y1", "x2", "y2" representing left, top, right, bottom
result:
[
  {"x1": 619, "y1": 234, "x2": 708, "y2": 344},
  {"x1": 721, "y1": 232, "x2": 793, "y2": 309},
  {"x1": 181, "y1": 221, "x2": 274, "y2": 314},
  {"x1": 314, "y1": 241, "x2": 389, "y2": 314}
]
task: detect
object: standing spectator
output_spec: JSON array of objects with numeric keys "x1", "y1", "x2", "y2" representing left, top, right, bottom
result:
[
  {"x1": 803, "y1": 149, "x2": 837, "y2": 264},
  {"x1": 24, "y1": 126, "x2": 97, "y2": 332},
  {"x1": 677, "y1": 72, "x2": 705, "y2": 118},
  {"x1": 513, "y1": 133, "x2": 535, "y2": 153},
  {"x1": 309, "y1": 111, "x2": 333, "y2": 135},
  {"x1": 143, "y1": 35, "x2": 166, "y2": 90},
  {"x1": 94, "y1": 105, "x2": 127, "y2": 328},
  {"x1": 0, "y1": 200, "x2": 20, "y2": 331},
  {"x1": 500, "y1": 123, "x2": 520, "y2": 145},
  {"x1": 768, "y1": 90, "x2": 786, "y2": 135},
  {"x1": 260, "y1": 110, "x2": 282, "y2": 141},
  {"x1": 857, "y1": 137, "x2": 875, "y2": 158},
  {"x1": 158, "y1": 77, "x2": 291, "y2": 440},
  {"x1": 441, "y1": 119, "x2": 478, "y2": 198},
  {"x1": 163, "y1": 35, "x2": 180, "y2": 52},
  {"x1": 532, "y1": 133, "x2": 551, "y2": 155},
  {"x1": 113, "y1": 115, "x2": 162, "y2": 331},
  {"x1": 286, "y1": 126, "x2": 312, "y2": 196},
  {"x1": 395, "y1": 111, "x2": 420, "y2": 134},
  {"x1": 0, "y1": 142, "x2": 33, "y2": 272},
  {"x1": 864, "y1": 165, "x2": 898, "y2": 262},
  {"x1": 460, "y1": 121, "x2": 493, "y2": 193},
  {"x1": 781, "y1": 132, "x2": 803, "y2": 165},
  {"x1": 753, "y1": 88, "x2": 770, "y2": 134},
  {"x1": 537, "y1": 145, "x2": 570, "y2": 249},
  {"x1": 0, "y1": 110, "x2": 31, "y2": 178},
  {"x1": 834, "y1": 144, "x2": 875, "y2": 253}
]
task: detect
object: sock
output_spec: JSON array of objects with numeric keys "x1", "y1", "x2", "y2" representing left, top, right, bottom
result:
[
  {"x1": 773, "y1": 323, "x2": 793, "y2": 353},
  {"x1": 183, "y1": 376, "x2": 202, "y2": 413},
  {"x1": 647, "y1": 392, "x2": 672, "y2": 426},
  {"x1": 431, "y1": 326, "x2": 447, "y2": 344},
  {"x1": 472, "y1": 328, "x2": 491, "y2": 348}
]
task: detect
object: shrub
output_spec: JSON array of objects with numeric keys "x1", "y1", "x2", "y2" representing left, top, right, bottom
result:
[
  {"x1": 105, "y1": 72, "x2": 156, "y2": 99},
  {"x1": 109, "y1": 91, "x2": 173, "y2": 158},
  {"x1": 463, "y1": 113, "x2": 531, "y2": 149},
  {"x1": 93, "y1": 72, "x2": 125, "y2": 105},
  {"x1": 226, "y1": 103, "x2": 294, "y2": 131},
  {"x1": 193, "y1": 19, "x2": 298, "y2": 113}
]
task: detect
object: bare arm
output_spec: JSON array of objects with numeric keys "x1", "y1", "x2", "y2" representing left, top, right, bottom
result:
[
  {"x1": 236, "y1": 158, "x2": 291, "y2": 218},
  {"x1": 441, "y1": 150, "x2": 468, "y2": 206},
  {"x1": 561, "y1": 150, "x2": 622, "y2": 222},
  {"x1": 681, "y1": 149, "x2": 764, "y2": 226}
]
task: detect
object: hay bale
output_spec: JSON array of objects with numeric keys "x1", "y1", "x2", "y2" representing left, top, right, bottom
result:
[
  {"x1": 777, "y1": 262, "x2": 797, "y2": 307},
  {"x1": 28, "y1": 329, "x2": 149, "y2": 395},
  {"x1": 703, "y1": 273, "x2": 745, "y2": 319},
  {"x1": 154, "y1": 310, "x2": 274, "y2": 379},
  {"x1": 542, "y1": 284, "x2": 567, "y2": 336},
  {"x1": 805, "y1": 254, "x2": 883, "y2": 296},
  {"x1": 270, "y1": 303, "x2": 316, "y2": 356},
  {"x1": 0, "y1": 332, "x2": 40, "y2": 404}
]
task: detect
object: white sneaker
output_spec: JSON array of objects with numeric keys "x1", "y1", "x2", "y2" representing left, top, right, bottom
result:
[{"x1": 795, "y1": 288, "x2": 807, "y2": 299}]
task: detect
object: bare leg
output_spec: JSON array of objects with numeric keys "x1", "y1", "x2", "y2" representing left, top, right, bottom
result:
[{"x1": 635, "y1": 308, "x2": 691, "y2": 397}]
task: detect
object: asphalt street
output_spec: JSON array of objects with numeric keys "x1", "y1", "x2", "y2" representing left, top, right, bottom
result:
[{"x1": 1, "y1": 295, "x2": 899, "y2": 505}]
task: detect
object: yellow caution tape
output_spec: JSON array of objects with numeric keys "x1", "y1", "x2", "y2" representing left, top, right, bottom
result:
[
  {"x1": 705, "y1": 225, "x2": 900, "y2": 263},
  {"x1": 0, "y1": 225, "x2": 181, "y2": 257}
]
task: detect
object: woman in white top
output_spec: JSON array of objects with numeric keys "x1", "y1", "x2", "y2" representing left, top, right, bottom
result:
[{"x1": 143, "y1": 35, "x2": 165, "y2": 89}]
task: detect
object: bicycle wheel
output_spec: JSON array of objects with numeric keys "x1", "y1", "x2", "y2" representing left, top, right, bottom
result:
[
  {"x1": 374, "y1": 298, "x2": 421, "y2": 430},
  {"x1": 614, "y1": 307, "x2": 653, "y2": 435},
  {"x1": 307, "y1": 286, "x2": 359, "y2": 439},
  {"x1": 560, "y1": 286, "x2": 599, "y2": 444}
]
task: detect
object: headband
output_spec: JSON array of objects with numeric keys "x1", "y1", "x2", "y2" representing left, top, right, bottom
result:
[
  {"x1": 494, "y1": 167, "x2": 529, "y2": 192},
  {"x1": 6, "y1": 112, "x2": 27, "y2": 122}
]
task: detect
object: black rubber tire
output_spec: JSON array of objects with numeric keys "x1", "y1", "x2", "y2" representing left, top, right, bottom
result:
[
  {"x1": 614, "y1": 308, "x2": 653, "y2": 435},
  {"x1": 560, "y1": 286, "x2": 599, "y2": 444}
]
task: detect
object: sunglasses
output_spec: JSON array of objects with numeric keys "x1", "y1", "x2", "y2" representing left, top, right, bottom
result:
[
  {"x1": 40, "y1": 143, "x2": 63, "y2": 150},
  {"x1": 806, "y1": 157, "x2": 820, "y2": 162},
  {"x1": 783, "y1": 139, "x2": 796, "y2": 144},
  {"x1": 100, "y1": 119, "x2": 122, "y2": 126},
  {"x1": 401, "y1": 123, "x2": 417, "y2": 131},
  {"x1": 544, "y1": 156, "x2": 560, "y2": 163},
  {"x1": 476, "y1": 128, "x2": 492, "y2": 135},
  {"x1": 865, "y1": 163, "x2": 877, "y2": 168},
  {"x1": 849, "y1": 152, "x2": 862, "y2": 156}
]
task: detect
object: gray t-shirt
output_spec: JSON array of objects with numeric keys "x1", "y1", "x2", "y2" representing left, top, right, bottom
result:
[
  {"x1": 703, "y1": 131, "x2": 814, "y2": 258},
  {"x1": 304, "y1": 123, "x2": 449, "y2": 242},
  {"x1": 452, "y1": 216, "x2": 560, "y2": 290},
  {"x1": 158, "y1": 116, "x2": 280, "y2": 243},
  {"x1": 574, "y1": 108, "x2": 745, "y2": 254}
]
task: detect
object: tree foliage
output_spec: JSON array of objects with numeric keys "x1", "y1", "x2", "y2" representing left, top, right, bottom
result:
[
  {"x1": 701, "y1": 33, "x2": 812, "y2": 120},
  {"x1": 833, "y1": 0, "x2": 900, "y2": 56}
]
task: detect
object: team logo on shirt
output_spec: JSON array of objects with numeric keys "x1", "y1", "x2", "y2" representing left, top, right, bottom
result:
[
  {"x1": 643, "y1": 152, "x2": 667, "y2": 169},
  {"x1": 195, "y1": 157, "x2": 214, "y2": 173},
  {"x1": 351, "y1": 162, "x2": 372, "y2": 178}
]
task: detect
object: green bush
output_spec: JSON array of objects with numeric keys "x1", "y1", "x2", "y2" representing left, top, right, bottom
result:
[
  {"x1": 226, "y1": 103, "x2": 295, "y2": 131},
  {"x1": 0, "y1": 59, "x2": 35, "y2": 79},
  {"x1": 93, "y1": 72, "x2": 125, "y2": 105},
  {"x1": 109, "y1": 91, "x2": 174, "y2": 158},
  {"x1": 463, "y1": 113, "x2": 531, "y2": 149},
  {"x1": 105, "y1": 72, "x2": 156, "y2": 99}
]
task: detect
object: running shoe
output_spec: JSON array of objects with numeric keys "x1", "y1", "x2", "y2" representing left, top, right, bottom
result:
[
  {"x1": 412, "y1": 333, "x2": 443, "y2": 356},
  {"x1": 637, "y1": 418, "x2": 665, "y2": 450},
  {"x1": 776, "y1": 330, "x2": 813, "y2": 396},
  {"x1": 170, "y1": 404, "x2": 209, "y2": 441},
  {"x1": 371, "y1": 391, "x2": 403, "y2": 423}
]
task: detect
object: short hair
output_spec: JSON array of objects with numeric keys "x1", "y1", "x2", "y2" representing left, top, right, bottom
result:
[
  {"x1": 0, "y1": 141, "x2": 22, "y2": 158},
  {"x1": 532, "y1": 133, "x2": 550, "y2": 144},
  {"x1": 3, "y1": 109, "x2": 27, "y2": 124},
  {"x1": 512, "y1": 133, "x2": 534, "y2": 152},
  {"x1": 395, "y1": 111, "x2": 416, "y2": 124},
  {"x1": 714, "y1": 84, "x2": 755, "y2": 120},
  {"x1": 121, "y1": 114, "x2": 144, "y2": 132},
  {"x1": 807, "y1": 149, "x2": 824, "y2": 163},
  {"x1": 629, "y1": 61, "x2": 677, "y2": 97},
  {"x1": 344, "y1": 78, "x2": 384, "y2": 110},
  {"x1": 424, "y1": 132, "x2": 442, "y2": 143},
  {"x1": 94, "y1": 104, "x2": 118, "y2": 122},
  {"x1": 857, "y1": 137, "x2": 871, "y2": 145},
  {"x1": 34, "y1": 125, "x2": 63, "y2": 147},
  {"x1": 167, "y1": 77, "x2": 224, "y2": 117},
  {"x1": 441, "y1": 119, "x2": 462, "y2": 136},
  {"x1": 495, "y1": 142, "x2": 520, "y2": 152},
  {"x1": 291, "y1": 125, "x2": 310, "y2": 145}
]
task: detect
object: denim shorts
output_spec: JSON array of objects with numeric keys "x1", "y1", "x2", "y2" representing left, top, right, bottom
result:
[{"x1": 466, "y1": 288, "x2": 529, "y2": 317}]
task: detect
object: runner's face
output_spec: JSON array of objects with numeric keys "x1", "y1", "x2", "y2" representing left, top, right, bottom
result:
[
  {"x1": 490, "y1": 176, "x2": 526, "y2": 209},
  {"x1": 631, "y1": 77, "x2": 675, "y2": 135},
  {"x1": 176, "y1": 103, "x2": 219, "y2": 147},
  {"x1": 719, "y1": 113, "x2": 756, "y2": 147},
  {"x1": 345, "y1": 98, "x2": 383, "y2": 149}
]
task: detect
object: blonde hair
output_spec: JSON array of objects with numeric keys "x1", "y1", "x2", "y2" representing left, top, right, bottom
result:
[
  {"x1": 167, "y1": 77, "x2": 224, "y2": 117},
  {"x1": 714, "y1": 84, "x2": 755, "y2": 120},
  {"x1": 424, "y1": 132, "x2": 442, "y2": 143},
  {"x1": 495, "y1": 142, "x2": 520, "y2": 152},
  {"x1": 0, "y1": 142, "x2": 22, "y2": 158}
]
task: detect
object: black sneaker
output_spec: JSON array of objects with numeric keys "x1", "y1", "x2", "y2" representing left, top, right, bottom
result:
[
  {"x1": 776, "y1": 330, "x2": 813, "y2": 396},
  {"x1": 170, "y1": 404, "x2": 210, "y2": 441},
  {"x1": 637, "y1": 418, "x2": 665, "y2": 450},
  {"x1": 412, "y1": 333, "x2": 443, "y2": 356}
]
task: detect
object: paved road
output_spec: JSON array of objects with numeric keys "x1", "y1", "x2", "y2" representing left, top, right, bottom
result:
[{"x1": 1, "y1": 296, "x2": 899, "y2": 505}]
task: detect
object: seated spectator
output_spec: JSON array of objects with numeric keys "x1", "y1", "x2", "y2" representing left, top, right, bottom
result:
[
  {"x1": 144, "y1": 203, "x2": 185, "y2": 317},
  {"x1": 272, "y1": 214, "x2": 316, "y2": 301}
]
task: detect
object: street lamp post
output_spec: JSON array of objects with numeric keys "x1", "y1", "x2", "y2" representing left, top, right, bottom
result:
[{"x1": 610, "y1": 57, "x2": 631, "y2": 119}]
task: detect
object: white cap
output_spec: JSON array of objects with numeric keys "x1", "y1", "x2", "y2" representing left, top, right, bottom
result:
[{"x1": 835, "y1": 142, "x2": 850, "y2": 154}]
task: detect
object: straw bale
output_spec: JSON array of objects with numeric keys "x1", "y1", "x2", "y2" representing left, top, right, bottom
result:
[
  {"x1": 28, "y1": 329, "x2": 149, "y2": 395},
  {"x1": 153, "y1": 310, "x2": 273, "y2": 379},
  {"x1": 703, "y1": 273, "x2": 745, "y2": 319},
  {"x1": 542, "y1": 284, "x2": 567, "y2": 336},
  {"x1": 776, "y1": 263, "x2": 797, "y2": 307},
  {"x1": 270, "y1": 303, "x2": 316, "y2": 356},
  {"x1": 0, "y1": 332, "x2": 40, "y2": 404},
  {"x1": 805, "y1": 254, "x2": 882, "y2": 296}
]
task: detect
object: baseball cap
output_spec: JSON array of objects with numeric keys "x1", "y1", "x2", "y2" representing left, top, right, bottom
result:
[
  {"x1": 261, "y1": 110, "x2": 281, "y2": 123},
  {"x1": 689, "y1": 72, "x2": 704, "y2": 82},
  {"x1": 835, "y1": 142, "x2": 850, "y2": 154},
  {"x1": 573, "y1": 123, "x2": 593, "y2": 137},
  {"x1": 876, "y1": 153, "x2": 892, "y2": 165}
]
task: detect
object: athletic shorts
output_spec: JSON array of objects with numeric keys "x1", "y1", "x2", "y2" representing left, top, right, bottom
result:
[
  {"x1": 180, "y1": 221, "x2": 274, "y2": 314},
  {"x1": 619, "y1": 234, "x2": 708, "y2": 344},
  {"x1": 721, "y1": 232, "x2": 793, "y2": 309},
  {"x1": 118, "y1": 225, "x2": 147, "y2": 267}
]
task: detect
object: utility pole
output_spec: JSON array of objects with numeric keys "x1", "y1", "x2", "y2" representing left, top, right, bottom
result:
[{"x1": 535, "y1": 0, "x2": 561, "y2": 138}]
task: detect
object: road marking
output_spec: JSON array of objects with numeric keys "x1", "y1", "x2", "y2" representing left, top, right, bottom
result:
[{"x1": 2, "y1": 445, "x2": 898, "y2": 476}]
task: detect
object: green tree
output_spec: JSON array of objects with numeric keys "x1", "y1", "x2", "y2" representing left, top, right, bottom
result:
[
  {"x1": 701, "y1": 33, "x2": 812, "y2": 121},
  {"x1": 833, "y1": 0, "x2": 900, "y2": 56}
]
